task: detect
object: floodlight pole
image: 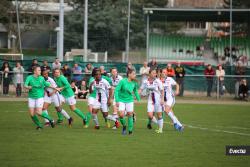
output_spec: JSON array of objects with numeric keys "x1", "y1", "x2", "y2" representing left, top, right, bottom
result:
[
  {"x1": 126, "y1": 0, "x2": 131, "y2": 62},
  {"x1": 229, "y1": 0, "x2": 233, "y2": 66},
  {"x1": 146, "y1": 13, "x2": 149, "y2": 62},
  {"x1": 58, "y1": 0, "x2": 64, "y2": 61},
  {"x1": 15, "y1": 0, "x2": 22, "y2": 54},
  {"x1": 84, "y1": 0, "x2": 88, "y2": 62}
]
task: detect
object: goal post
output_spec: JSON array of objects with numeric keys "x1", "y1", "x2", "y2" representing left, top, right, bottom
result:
[{"x1": 0, "y1": 53, "x2": 24, "y2": 60}]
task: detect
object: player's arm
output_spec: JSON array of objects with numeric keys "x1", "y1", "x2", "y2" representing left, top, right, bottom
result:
[
  {"x1": 24, "y1": 77, "x2": 32, "y2": 90},
  {"x1": 107, "y1": 83, "x2": 112, "y2": 107},
  {"x1": 158, "y1": 80, "x2": 164, "y2": 105},
  {"x1": 134, "y1": 82, "x2": 141, "y2": 102},
  {"x1": 56, "y1": 77, "x2": 70, "y2": 92},
  {"x1": 174, "y1": 83, "x2": 180, "y2": 96},
  {"x1": 89, "y1": 81, "x2": 95, "y2": 94}
]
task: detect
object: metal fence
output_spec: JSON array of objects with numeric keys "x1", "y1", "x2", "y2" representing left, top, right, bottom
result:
[{"x1": 0, "y1": 71, "x2": 249, "y2": 100}]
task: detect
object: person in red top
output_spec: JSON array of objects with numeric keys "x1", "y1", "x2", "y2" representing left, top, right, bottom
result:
[
  {"x1": 163, "y1": 63, "x2": 175, "y2": 77},
  {"x1": 204, "y1": 64, "x2": 215, "y2": 97}
]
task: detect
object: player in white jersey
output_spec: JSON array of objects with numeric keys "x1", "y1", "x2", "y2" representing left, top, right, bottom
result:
[
  {"x1": 163, "y1": 75, "x2": 184, "y2": 131},
  {"x1": 140, "y1": 69, "x2": 164, "y2": 133},
  {"x1": 89, "y1": 69, "x2": 112, "y2": 129},
  {"x1": 106, "y1": 67, "x2": 123, "y2": 129},
  {"x1": 41, "y1": 70, "x2": 73, "y2": 126}
]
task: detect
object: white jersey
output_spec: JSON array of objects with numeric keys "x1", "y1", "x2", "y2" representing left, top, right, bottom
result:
[
  {"x1": 163, "y1": 77, "x2": 176, "y2": 98},
  {"x1": 45, "y1": 77, "x2": 57, "y2": 93},
  {"x1": 93, "y1": 78, "x2": 111, "y2": 102},
  {"x1": 111, "y1": 75, "x2": 123, "y2": 87},
  {"x1": 140, "y1": 78, "x2": 163, "y2": 103}
]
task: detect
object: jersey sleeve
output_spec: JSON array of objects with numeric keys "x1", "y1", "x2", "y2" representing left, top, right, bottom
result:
[
  {"x1": 42, "y1": 78, "x2": 51, "y2": 87},
  {"x1": 61, "y1": 76, "x2": 70, "y2": 89},
  {"x1": 103, "y1": 79, "x2": 111, "y2": 89},
  {"x1": 170, "y1": 78, "x2": 177, "y2": 86},
  {"x1": 133, "y1": 82, "x2": 141, "y2": 101},
  {"x1": 140, "y1": 80, "x2": 146, "y2": 90}
]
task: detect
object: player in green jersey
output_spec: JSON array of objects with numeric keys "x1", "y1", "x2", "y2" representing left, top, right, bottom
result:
[
  {"x1": 53, "y1": 68, "x2": 88, "y2": 126},
  {"x1": 115, "y1": 69, "x2": 140, "y2": 135},
  {"x1": 24, "y1": 66, "x2": 55, "y2": 130}
]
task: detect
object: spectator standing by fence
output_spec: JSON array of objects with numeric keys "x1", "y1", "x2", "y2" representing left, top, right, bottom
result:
[
  {"x1": 204, "y1": 64, "x2": 215, "y2": 97},
  {"x1": 13, "y1": 62, "x2": 24, "y2": 97},
  {"x1": 140, "y1": 61, "x2": 150, "y2": 83},
  {"x1": 84, "y1": 63, "x2": 94, "y2": 83},
  {"x1": 148, "y1": 58, "x2": 158, "y2": 70},
  {"x1": 27, "y1": 59, "x2": 39, "y2": 74},
  {"x1": 164, "y1": 63, "x2": 175, "y2": 77},
  {"x1": 61, "y1": 64, "x2": 71, "y2": 82},
  {"x1": 52, "y1": 58, "x2": 61, "y2": 70},
  {"x1": 216, "y1": 64, "x2": 225, "y2": 96},
  {"x1": 239, "y1": 79, "x2": 249, "y2": 101},
  {"x1": 126, "y1": 62, "x2": 136, "y2": 73},
  {"x1": 1, "y1": 62, "x2": 12, "y2": 96},
  {"x1": 72, "y1": 63, "x2": 82, "y2": 86},
  {"x1": 235, "y1": 61, "x2": 246, "y2": 99},
  {"x1": 175, "y1": 62, "x2": 185, "y2": 96}
]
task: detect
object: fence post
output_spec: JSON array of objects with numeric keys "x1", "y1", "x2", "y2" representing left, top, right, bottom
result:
[
  {"x1": 216, "y1": 77, "x2": 219, "y2": 100},
  {"x1": 1, "y1": 72, "x2": 3, "y2": 95}
]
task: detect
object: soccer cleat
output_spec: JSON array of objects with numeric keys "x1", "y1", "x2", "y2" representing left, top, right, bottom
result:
[
  {"x1": 112, "y1": 125, "x2": 117, "y2": 130},
  {"x1": 147, "y1": 124, "x2": 152, "y2": 129},
  {"x1": 155, "y1": 129, "x2": 163, "y2": 134},
  {"x1": 68, "y1": 117, "x2": 73, "y2": 127},
  {"x1": 83, "y1": 119, "x2": 87, "y2": 126},
  {"x1": 49, "y1": 120, "x2": 55, "y2": 128},
  {"x1": 122, "y1": 126, "x2": 127, "y2": 135},
  {"x1": 106, "y1": 121, "x2": 111, "y2": 128},
  {"x1": 56, "y1": 119, "x2": 63, "y2": 125},
  {"x1": 178, "y1": 125, "x2": 184, "y2": 132},
  {"x1": 174, "y1": 123, "x2": 179, "y2": 130},
  {"x1": 44, "y1": 122, "x2": 50, "y2": 127},
  {"x1": 115, "y1": 120, "x2": 120, "y2": 128},
  {"x1": 128, "y1": 131, "x2": 133, "y2": 135},
  {"x1": 94, "y1": 125, "x2": 100, "y2": 130}
]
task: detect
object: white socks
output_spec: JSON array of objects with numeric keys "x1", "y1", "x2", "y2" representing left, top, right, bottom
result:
[
  {"x1": 92, "y1": 114, "x2": 99, "y2": 126},
  {"x1": 151, "y1": 116, "x2": 158, "y2": 124},
  {"x1": 158, "y1": 118, "x2": 163, "y2": 130},
  {"x1": 61, "y1": 109, "x2": 70, "y2": 119},
  {"x1": 168, "y1": 111, "x2": 182, "y2": 127}
]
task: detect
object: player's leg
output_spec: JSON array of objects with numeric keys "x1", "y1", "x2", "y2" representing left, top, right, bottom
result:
[
  {"x1": 28, "y1": 99, "x2": 43, "y2": 130},
  {"x1": 42, "y1": 102, "x2": 51, "y2": 127},
  {"x1": 126, "y1": 102, "x2": 134, "y2": 135},
  {"x1": 118, "y1": 102, "x2": 127, "y2": 135},
  {"x1": 92, "y1": 108, "x2": 100, "y2": 129},
  {"x1": 101, "y1": 102, "x2": 110, "y2": 128},
  {"x1": 147, "y1": 102, "x2": 157, "y2": 129},
  {"x1": 155, "y1": 111, "x2": 163, "y2": 133},
  {"x1": 107, "y1": 98, "x2": 120, "y2": 129}
]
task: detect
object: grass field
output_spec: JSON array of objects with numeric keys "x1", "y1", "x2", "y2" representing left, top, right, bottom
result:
[{"x1": 0, "y1": 101, "x2": 249, "y2": 167}]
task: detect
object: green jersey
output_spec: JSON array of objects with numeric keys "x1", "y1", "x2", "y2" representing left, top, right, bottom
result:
[
  {"x1": 88, "y1": 75, "x2": 112, "y2": 98},
  {"x1": 54, "y1": 75, "x2": 74, "y2": 98},
  {"x1": 24, "y1": 75, "x2": 50, "y2": 99},
  {"x1": 115, "y1": 78, "x2": 140, "y2": 103}
]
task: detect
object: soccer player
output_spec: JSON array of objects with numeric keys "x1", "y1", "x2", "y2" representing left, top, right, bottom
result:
[
  {"x1": 140, "y1": 69, "x2": 164, "y2": 133},
  {"x1": 107, "y1": 67, "x2": 123, "y2": 129},
  {"x1": 115, "y1": 69, "x2": 140, "y2": 135},
  {"x1": 89, "y1": 69, "x2": 112, "y2": 129},
  {"x1": 53, "y1": 68, "x2": 88, "y2": 126},
  {"x1": 41, "y1": 70, "x2": 73, "y2": 126},
  {"x1": 24, "y1": 66, "x2": 55, "y2": 130},
  {"x1": 163, "y1": 75, "x2": 184, "y2": 131}
]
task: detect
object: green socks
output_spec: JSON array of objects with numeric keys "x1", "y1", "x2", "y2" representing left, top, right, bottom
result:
[
  {"x1": 147, "y1": 118, "x2": 152, "y2": 125},
  {"x1": 86, "y1": 112, "x2": 92, "y2": 125},
  {"x1": 41, "y1": 111, "x2": 53, "y2": 122},
  {"x1": 57, "y1": 111, "x2": 64, "y2": 121},
  {"x1": 128, "y1": 116, "x2": 134, "y2": 132},
  {"x1": 31, "y1": 115, "x2": 42, "y2": 128},
  {"x1": 73, "y1": 108, "x2": 86, "y2": 120},
  {"x1": 119, "y1": 117, "x2": 126, "y2": 126}
]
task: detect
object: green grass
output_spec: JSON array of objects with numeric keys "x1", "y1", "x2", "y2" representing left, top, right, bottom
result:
[{"x1": 0, "y1": 101, "x2": 249, "y2": 167}]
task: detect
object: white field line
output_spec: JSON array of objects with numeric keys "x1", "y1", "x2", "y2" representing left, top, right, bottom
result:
[{"x1": 138, "y1": 118, "x2": 250, "y2": 137}]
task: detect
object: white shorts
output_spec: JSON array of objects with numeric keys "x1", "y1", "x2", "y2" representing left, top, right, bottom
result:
[
  {"x1": 28, "y1": 98, "x2": 44, "y2": 108},
  {"x1": 147, "y1": 102, "x2": 163, "y2": 113},
  {"x1": 65, "y1": 96, "x2": 76, "y2": 105},
  {"x1": 88, "y1": 97, "x2": 96, "y2": 106},
  {"x1": 165, "y1": 97, "x2": 175, "y2": 107},
  {"x1": 93, "y1": 101, "x2": 108, "y2": 112},
  {"x1": 44, "y1": 93, "x2": 64, "y2": 107},
  {"x1": 118, "y1": 102, "x2": 134, "y2": 112}
]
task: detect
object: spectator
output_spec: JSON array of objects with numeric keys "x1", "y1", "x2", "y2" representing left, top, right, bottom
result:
[
  {"x1": 13, "y1": 62, "x2": 24, "y2": 97},
  {"x1": 1, "y1": 62, "x2": 12, "y2": 95},
  {"x1": 238, "y1": 79, "x2": 249, "y2": 101},
  {"x1": 61, "y1": 64, "x2": 71, "y2": 82},
  {"x1": 235, "y1": 61, "x2": 246, "y2": 99},
  {"x1": 175, "y1": 62, "x2": 185, "y2": 96},
  {"x1": 41, "y1": 60, "x2": 51, "y2": 72},
  {"x1": 70, "y1": 80, "x2": 79, "y2": 98},
  {"x1": 140, "y1": 61, "x2": 150, "y2": 83},
  {"x1": 126, "y1": 62, "x2": 136, "y2": 73},
  {"x1": 27, "y1": 59, "x2": 39, "y2": 74},
  {"x1": 52, "y1": 58, "x2": 61, "y2": 70},
  {"x1": 84, "y1": 63, "x2": 94, "y2": 74},
  {"x1": 216, "y1": 64, "x2": 225, "y2": 96},
  {"x1": 148, "y1": 58, "x2": 158, "y2": 70},
  {"x1": 100, "y1": 66, "x2": 107, "y2": 76},
  {"x1": 204, "y1": 64, "x2": 215, "y2": 97},
  {"x1": 77, "y1": 80, "x2": 88, "y2": 99},
  {"x1": 163, "y1": 63, "x2": 175, "y2": 77},
  {"x1": 72, "y1": 63, "x2": 82, "y2": 86}
]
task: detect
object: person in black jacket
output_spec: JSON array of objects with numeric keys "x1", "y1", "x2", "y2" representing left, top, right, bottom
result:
[
  {"x1": 239, "y1": 79, "x2": 249, "y2": 101},
  {"x1": 1, "y1": 61, "x2": 12, "y2": 95},
  {"x1": 27, "y1": 59, "x2": 40, "y2": 74},
  {"x1": 174, "y1": 62, "x2": 185, "y2": 96}
]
